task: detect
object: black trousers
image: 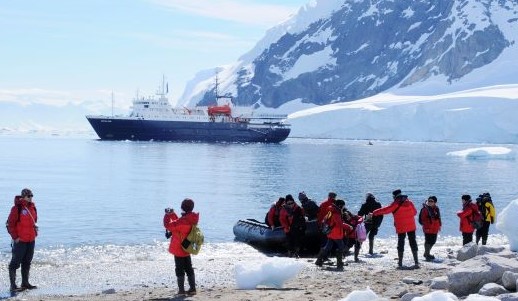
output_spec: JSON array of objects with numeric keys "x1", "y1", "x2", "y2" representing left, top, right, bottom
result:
[
  {"x1": 365, "y1": 224, "x2": 378, "y2": 241},
  {"x1": 462, "y1": 232, "x2": 473, "y2": 245},
  {"x1": 397, "y1": 231, "x2": 418, "y2": 253},
  {"x1": 174, "y1": 255, "x2": 195, "y2": 278},
  {"x1": 424, "y1": 233, "x2": 437, "y2": 246},
  {"x1": 286, "y1": 229, "x2": 304, "y2": 253},
  {"x1": 476, "y1": 221, "x2": 490, "y2": 245},
  {"x1": 9, "y1": 241, "x2": 35, "y2": 272}
]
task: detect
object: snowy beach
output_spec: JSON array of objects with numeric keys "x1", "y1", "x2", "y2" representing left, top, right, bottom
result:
[{"x1": 4, "y1": 234, "x2": 513, "y2": 301}]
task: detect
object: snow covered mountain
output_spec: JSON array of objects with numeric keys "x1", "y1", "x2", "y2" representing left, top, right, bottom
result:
[{"x1": 179, "y1": 0, "x2": 518, "y2": 111}]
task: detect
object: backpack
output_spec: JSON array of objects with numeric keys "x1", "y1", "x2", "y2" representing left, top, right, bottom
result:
[
  {"x1": 181, "y1": 224, "x2": 204, "y2": 255},
  {"x1": 5, "y1": 204, "x2": 24, "y2": 235},
  {"x1": 418, "y1": 207, "x2": 424, "y2": 225},
  {"x1": 355, "y1": 222, "x2": 367, "y2": 242},
  {"x1": 470, "y1": 207, "x2": 484, "y2": 230}
]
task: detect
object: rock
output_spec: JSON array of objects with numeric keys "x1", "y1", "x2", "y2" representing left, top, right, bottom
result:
[
  {"x1": 430, "y1": 276, "x2": 449, "y2": 290},
  {"x1": 498, "y1": 292, "x2": 518, "y2": 301},
  {"x1": 102, "y1": 288, "x2": 116, "y2": 294},
  {"x1": 477, "y1": 245, "x2": 506, "y2": 256},
  {"x1": 402, "y1": 277, "x2": 416, "y2": 284},
  {"x1": 502, "y1": 271, "x2": 518, "y2": 291},
  {"x1": 447, "y1": 255, "x2": 518, "y2": 296},
  {"x1": 478, "y1": 283, "x2": 508, "y2": 296},
  {"x1": 401, "y1": 292, "x2": 421, "y2": 301},
  {"x1": 457, "y1": 243, "x2": 478, "y2": 261}
]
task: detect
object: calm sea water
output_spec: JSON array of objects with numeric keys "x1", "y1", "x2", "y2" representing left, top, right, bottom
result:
[{"x1": 1, "y1": 134, "x2": 517, "y2": 251}]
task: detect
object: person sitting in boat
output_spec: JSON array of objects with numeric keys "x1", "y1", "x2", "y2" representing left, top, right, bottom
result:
[
  {"x1": 298, "y1": 191, "x2": 319, "y2": 221},
  {"x1": 265, "y1": 197, "x2": 285, "y2": 230},
  {"x1": 342, "y1": 209, "x2": 364, "y2": 262},
  {"x1": 279, "y1": 194, "x2": 306, "y2": 258},
  {"x1": 315, "y1": 199, "x2": 353, "y2": 270}
]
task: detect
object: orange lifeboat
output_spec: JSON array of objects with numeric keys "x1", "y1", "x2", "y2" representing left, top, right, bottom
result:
[{"x1": 208, "y1": 104, "x2": 231, "y2": 116}]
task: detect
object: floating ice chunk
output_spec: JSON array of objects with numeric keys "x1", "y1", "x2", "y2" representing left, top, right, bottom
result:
[{"x1": 447, "y1": 147, "x2": 515, "y2": 160}]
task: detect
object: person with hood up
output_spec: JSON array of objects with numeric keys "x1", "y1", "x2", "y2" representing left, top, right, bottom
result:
[
  {"x1": 7, "y1": 188, "x2": 38, "y2": 293},
  {"x1": 163, "y1": 198, "x2": 200, "y2": 296},
  {"x1": 298, "y1": 192, "x2": 318, "y2": 221},
  {"x1": 315, "y1": 199, "x2": 353, "y2": 270},
  {"x1": 370, "y1": 189, "x2": 419, "y2": 269},
  {"x1": 419, "y1": 196, "x2": 441, "y2": 261},
  {"x1": 279, "y1": 194, "x2": 306, "y2": 258},
  {"x1": 357, "y1": 193, "x2": 383, "y2": 255},
  {"x1": 457, "y1": 194, "x2": 478, "y2": 245}
]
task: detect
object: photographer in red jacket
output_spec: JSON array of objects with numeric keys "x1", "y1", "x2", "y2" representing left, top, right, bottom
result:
[
  {"x1": 7, "y1": 188, "x2": 38, "y2": 292},
  {"x1": 371, "y1": 189, "x2": 418, "y2": 269}
]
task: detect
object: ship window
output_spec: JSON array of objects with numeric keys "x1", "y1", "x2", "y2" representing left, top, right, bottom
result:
[{"x1": 144, "y1": 105, "x2": 149, "y2": 108}]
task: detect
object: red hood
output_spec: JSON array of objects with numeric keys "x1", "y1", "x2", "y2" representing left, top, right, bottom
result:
[{"x1": 14, "y1": 195, "x2": 24, "y2": 205}]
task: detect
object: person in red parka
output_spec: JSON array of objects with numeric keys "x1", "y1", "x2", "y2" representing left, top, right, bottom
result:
[
  {"x1": 265, "y1": 197, "x2": 285, "y2": 229},
  {"x1": 419, "y1": 196, "x2": 441, "y2": 261},
  {"x1": 163, "y1": 198, "x2": 200, "y2": 295},
  {"x1": 7, "y1": 188, "x2": 38, "y2": 292},
  {"x1": 457, "y1": 194, "x2": 478, "y2": 245},
  {"x1": 370, "y1": 189, "x2": 419, "y2": 269},
  {"x1": 279, "y1": 194, "x2": 306, "y2": 258},
  {"x1": 315, "y1": 199, "x2": 353, "y2": 270}
]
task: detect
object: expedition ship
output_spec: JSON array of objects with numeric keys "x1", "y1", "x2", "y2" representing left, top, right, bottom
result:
[{"x1": 86, "y1": 79, "x2": 290, "y2": 143}]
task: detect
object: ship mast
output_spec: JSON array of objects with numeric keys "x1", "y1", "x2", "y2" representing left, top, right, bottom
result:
[{"x1": 111, "y1": 91, "x2": 114, "y2": 117}]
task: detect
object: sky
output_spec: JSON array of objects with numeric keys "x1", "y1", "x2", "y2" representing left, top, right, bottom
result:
[{"x1": 0, "y1": 0, "x2": 308, "y2": 108}]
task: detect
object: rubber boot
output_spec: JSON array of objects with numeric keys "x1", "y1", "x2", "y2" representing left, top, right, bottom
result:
[
  {"x1": 21, "y1": 265, "x2": 37, "y2": 290},
  {"x1": 176, "y1": 276, "x2": 186, "y2": 295},
  {"x1": 187, "y1": 274, "x2": 196, "y2": 295},
  {"x1": 412, "y1": 249, "x2": 420, "y2": 269},
  {"x1": 354, "y1": 245, "x2": 360, "y2": 262},
  {"x1": 314, "y1": 249, "x2": 325, "y2": 266},
  {"x1": 368, "y1": 239, "x2": 374, "y2": 255},
  {"x1": 9, "y1": 268, "x2": 21, "y2": 292},
  {"x1": 336, "y1": 254, "x2": 344, "y2": 270},
  {"x1": 423, "y1": 243, "x2": 431, "y2": 261},
  {"x1": 397, "y1": 251, "x2": 403, "y2": 269}
]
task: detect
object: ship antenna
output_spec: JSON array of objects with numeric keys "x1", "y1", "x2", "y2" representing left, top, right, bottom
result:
[
  {"x1": 215, "y1": 71, "x2": 219, "y2": 99},
  {"x1": 111, "y1": 91, "x2": 114, "y2": 117}
]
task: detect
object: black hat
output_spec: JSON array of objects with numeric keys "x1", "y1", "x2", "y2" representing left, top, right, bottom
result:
[
  {"x1": 366, "y1": 193, "x2": 375, "y2": 202},
  {"x1": 334, "y1": 199, "x2": 345, "y2": 208},
  {"x1": 328, "y1": 192, "x2": 337, "y2": 199},
  {"x1": 285, "y1": 194, "x2": 294, "y2": 202},
  {"x1": 461, "y1": 194, "x2": 471, "y2": 201},
  {"x1": 428, "y1": 196, "x2": 437, "y2": 202},
  {"x1": 181, "y1": 198, "x2": 195, "y2": 212},
  {"x1": 392, "y1": 189, "x2": 402, "y2": 198},
  {"x1": 298, "y1": 192, "x2": 308, "y2": 202}
]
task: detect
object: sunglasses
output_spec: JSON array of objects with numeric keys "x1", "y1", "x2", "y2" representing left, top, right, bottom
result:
[
  {"x1": 428, "y1": 199, "x2": 436, "y2": 203},
  {"x1": 286, "y1": 202, "x2": 294, "y2": 205},
  {"x1": 27, "y1": 195, "x2": 34, "y2": 198}
]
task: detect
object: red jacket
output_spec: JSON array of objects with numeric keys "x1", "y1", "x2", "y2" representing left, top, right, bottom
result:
[
  {"x1": 324, "y1": 206, "x2": 352, "y2": 240},
  {"x1": 267, "y1": 204, "x2": 282, "y2": 227},
  {"x1": 7, "y1": 196, "x2": 38, "y2": 242},
  {"x1": 373, "y1": 197, "x2": 417, "y2": 234},
  {"x1": 163, "y1": 211, "x2": 200, "y2": 257},
  {"x1": 279, "y1": 204, "x2": 305, "y2": 233},
  {"x1": 419, "y1": 204, "x2": 441, "y2": 234},
  {"x1": 457, "y1": 202, "x2": 478, "y2": 233},
  {"x1": 317, "y1": 197, "x2": 335, "y2": 225}
]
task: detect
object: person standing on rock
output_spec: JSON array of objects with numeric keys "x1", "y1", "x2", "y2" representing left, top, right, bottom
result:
[
  {"x1": 418, "y1": 196, "x2": 441, "y2": 261},
  {"x1": 370, "y1": 189, "x2": 419, "y2": 269},
  {"x1": 457, "y1": 194, "x2": 478, "y2": 245}
]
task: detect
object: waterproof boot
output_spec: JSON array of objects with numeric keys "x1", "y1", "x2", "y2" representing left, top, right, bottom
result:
[
  {"x1": 368, "y1": 239, "x2": 374, "y2": 255},
  {"x1": 423, "y1": 243, "x2": 431, "y2": 261},
  {"x1": 397, "y1": 251, "x2": 403, "y2": 269},
  {"x1": 336, "y1": 254, "x2": 344, "y2": 270},
  {"x1": 9, "y1": 269, "x2": 22, "y2": 292},
  {"x1": 354, "y1": 246, "x2": 360, "y2": 262},
  {"x1": 176, "y1": 276, "x2": 186, "y2": 295},
  {"x1": 187, "y1": 274, "x2": 196, "y2": 295},
  {"x1": 412, "y1": 249, "x2": 420, "y2": 269},
  {"x1": 314, "y1": 249, "x2": 325, "y2": 266},
  {"x1": 21, "y1": 265, "x2": 37, "y2": 290}
]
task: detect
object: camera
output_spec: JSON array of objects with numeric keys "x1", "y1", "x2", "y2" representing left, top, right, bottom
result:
[
  {"x1": 165, "y1": 230, "x2": 172, "y2": 239},
  {"x1": 165, "y1": 208, "x2": 174, "y2": 213}
]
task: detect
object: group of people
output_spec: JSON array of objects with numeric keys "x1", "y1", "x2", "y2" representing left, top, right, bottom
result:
[{"x1": 264, "y1": 188, "x2": 497, "y2": 269}]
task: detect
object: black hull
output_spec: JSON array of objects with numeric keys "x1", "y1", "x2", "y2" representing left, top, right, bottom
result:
[
  {"x1": 233, "y1": 219, "x2": 320, "y2": 253},
  {"x1": 86, "y1": 117, "x2": 290, "y2": 143}
]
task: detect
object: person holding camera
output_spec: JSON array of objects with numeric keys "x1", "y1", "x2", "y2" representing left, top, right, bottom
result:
[
  {"x1": 7, "y1": 188, "x2": 38, "y2": 293},
  {"x1": 163, "y1": 198, "x2": 199, "y2": 296}
]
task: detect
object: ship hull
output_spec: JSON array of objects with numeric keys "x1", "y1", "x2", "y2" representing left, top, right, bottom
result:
[{"x1": 86, "y1": 117, "x2": 290, "y2": 143}]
